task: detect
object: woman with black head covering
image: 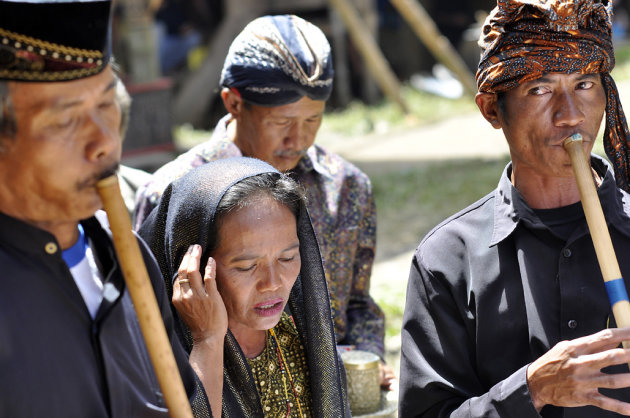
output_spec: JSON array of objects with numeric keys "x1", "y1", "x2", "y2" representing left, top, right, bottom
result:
[{"x1": 138, "y1": 157, "x2": 349, "y2": 417}]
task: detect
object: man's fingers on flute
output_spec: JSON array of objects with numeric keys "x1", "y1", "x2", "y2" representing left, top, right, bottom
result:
[
  {"x1": 572, "y1": 328, "x2": 630, "y2": 355},
  {"x1": 586, "y1": 393, "x2": 630, "y2": 416},
  {"x1": 590, "y1": 369, "x2": 630, "y2": 390},
  {"x1": 579, "y1": 345, "x2": 630, "y2": 371}
]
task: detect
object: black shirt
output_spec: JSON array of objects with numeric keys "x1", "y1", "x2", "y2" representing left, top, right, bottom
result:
[
  {"x1": 400, "y1": 155, "x2": 630, "y2": 417},
  {"x1": 0, "y1": 211, "x2": 209, "y2": 417}
]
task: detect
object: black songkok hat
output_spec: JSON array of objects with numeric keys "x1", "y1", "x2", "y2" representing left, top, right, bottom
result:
[{"x1": 0, "y1": 0, "x2": 112, "y2": 82}]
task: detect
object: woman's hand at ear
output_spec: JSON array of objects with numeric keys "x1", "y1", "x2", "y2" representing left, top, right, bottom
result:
[
  {"x1": 173, "y1": 244, "x2": 228, "y2": 341},
  {"x1": 173, "y1": 244, "x2": 228, "y2": 417}
]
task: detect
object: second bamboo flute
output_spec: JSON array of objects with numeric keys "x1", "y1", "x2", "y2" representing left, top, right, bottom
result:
[
  {"x1": 96, "y1": 175, "x2": 193, "y2": 418},
  {"x1": 563, "y1": 133, "x2": 630, "y2": 354}
]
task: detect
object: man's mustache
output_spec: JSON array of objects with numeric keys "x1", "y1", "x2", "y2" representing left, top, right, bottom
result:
[
  {"x1": 77, "y1": 162, "x2": 120, "y2": 190},
  {"x1": 274, "y1": 148, "x2": 308, "y2": 158}
]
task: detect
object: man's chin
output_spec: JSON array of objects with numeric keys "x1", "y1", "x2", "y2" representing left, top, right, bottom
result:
[
  {"x1": 273, "y1": 157, "x2": 300, "y2": 172},
  {"x1": 74, "y1": 189, "x2": 105, "y2": 220}
]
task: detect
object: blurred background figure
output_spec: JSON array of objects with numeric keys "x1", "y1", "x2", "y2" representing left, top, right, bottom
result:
[
  {"x1": 115, "y1": 80, "x2": 152, "y2": 217},
  {"x1": 154, "y1": 0, "x2": 223, "y2": 74},
  {"x1": 612, "y1": 0, "x2": 629, "y2": 42}
]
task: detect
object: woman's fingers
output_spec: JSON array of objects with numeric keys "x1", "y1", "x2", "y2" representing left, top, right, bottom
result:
[
  {"x1": 186, "y1": 245, "x2": 207, "y2": 295},
  {"x1": 202, "y1": 257, "x2": 229, "y2": 332},
  {"x1": 203, "y1": 257, "x2": 217, "y2": 293},
  {"x1": 176, "y1": 244, "x2": 206, "y2": 294},
  {"x1": 176, "y1": 245, "x2": 193, "y2": 290},
  {"x1": 173, "y1": 246, "x2": 228, "y2": 340},
  {"x1": 174, "y1": 245, "x2": 192, "y2": 299}
]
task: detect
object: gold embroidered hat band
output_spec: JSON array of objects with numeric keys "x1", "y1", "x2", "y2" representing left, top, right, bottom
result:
[{"x1": 0, "y1": 0, "x2": 112, "y2": 82}]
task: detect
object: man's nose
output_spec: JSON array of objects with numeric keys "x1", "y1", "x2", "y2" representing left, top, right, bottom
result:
[
  {"x1": 84, "y1": 111, "x2": 121, "y2": 162},
  {"x1": 553, "y1": 90, "x2": 585, "y2": 128},
  {"x1": 284, "y1": 122, "x2": 303, "y2": 149}
]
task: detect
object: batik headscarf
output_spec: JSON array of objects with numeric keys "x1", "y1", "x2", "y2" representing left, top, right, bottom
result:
[
  {"x1": 220, "y1": 14, "x2": 334, "y2": 106},
  {"x1": 476, "y1": 0, "x2": 630, "y2": 192},
  {"x1": 138, "y1": 157, "x2": 349, "y2": 417}
]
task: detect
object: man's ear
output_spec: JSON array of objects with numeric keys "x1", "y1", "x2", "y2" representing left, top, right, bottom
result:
[
  {"x1": 221, "y1": 87, "x2": 244, "y2": 117},
  {"x1": 475, "y1": 92, "x2": 502, "y2": 129}
]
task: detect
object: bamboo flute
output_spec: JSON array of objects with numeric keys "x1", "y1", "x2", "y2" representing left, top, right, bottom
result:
[
  {"x1": 563, "y1": 133, "x2": 630, "y2": 358},
  {"x1": 96, "y1": 175, "x2": 194, "y2": 418}
]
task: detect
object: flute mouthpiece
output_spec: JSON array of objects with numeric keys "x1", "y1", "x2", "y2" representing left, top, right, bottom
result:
[
  {"x1": 563, "y1": 133, "x2": 583, "y2": 147},
  {"x1": 96, "y1": 175, "x2": 119, "y2": 189}
]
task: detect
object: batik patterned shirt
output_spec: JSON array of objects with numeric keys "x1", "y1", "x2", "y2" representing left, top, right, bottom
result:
[{"x1": 134, "y1": 115, "x2": 385, "y2": 357}]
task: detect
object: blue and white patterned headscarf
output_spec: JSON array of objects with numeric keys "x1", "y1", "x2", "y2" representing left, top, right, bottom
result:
[{"x1": 220, "y1": 15, "x2": 334, "y2": 106}]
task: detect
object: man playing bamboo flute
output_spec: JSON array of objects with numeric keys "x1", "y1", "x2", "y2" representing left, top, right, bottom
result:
[
  {"x1": 399, "y1": 0, "x2": 630, "y2": 416},
  {"x1": 0, "y1": 1, "x2": 211, "y2": 416}
]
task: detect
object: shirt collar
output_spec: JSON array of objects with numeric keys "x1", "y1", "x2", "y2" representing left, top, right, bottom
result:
[
  {"x1": 193, "y1": 114, "x2": 243, "y2": 160},
  {"x1": 0, "y1": 211, "x2": 61, "y2": 257},
  {"x1": 490, "y1": 154, "x2": 630, "y2": 246},
  {"x1": 212, "y1": 114, "x2": 234, "y2": 143},
  {"x1": 295, "y1": 145, "x2": 336, "y2": 180},
  {"x1": 491, "y1": 162, "x2": 521, "y2": 246}
]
